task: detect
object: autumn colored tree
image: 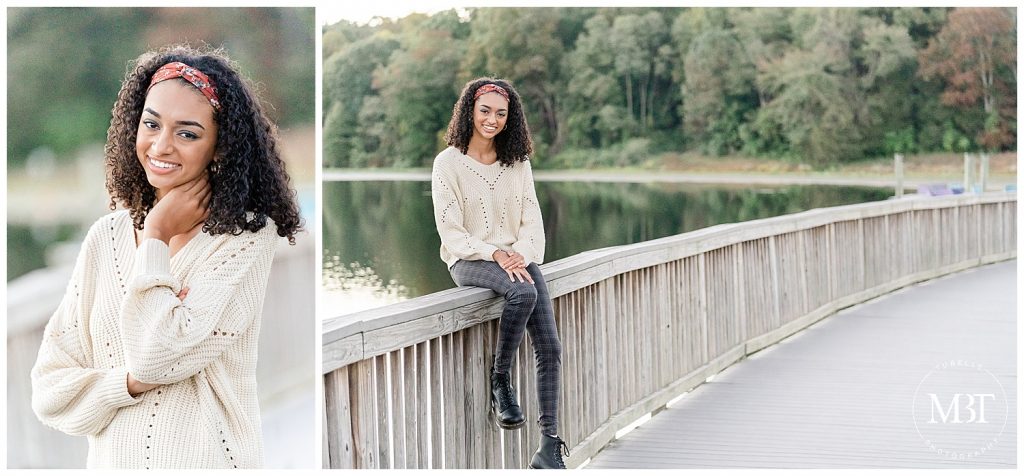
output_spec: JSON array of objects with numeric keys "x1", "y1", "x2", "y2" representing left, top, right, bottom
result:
[{"x1": 919, "y1": 7, "x2": 1016, "y2": 150}]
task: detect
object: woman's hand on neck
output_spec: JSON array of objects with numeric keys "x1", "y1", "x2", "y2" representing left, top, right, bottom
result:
[{"x1": 142, "y1": 175, "x2": 211, "y2": 244}]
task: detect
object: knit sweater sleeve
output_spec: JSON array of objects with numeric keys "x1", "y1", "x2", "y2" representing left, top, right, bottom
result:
[
  {"x1": 120, "y1": 227, "x2": 277, "y2": 385},
  {"x1": 31, "y1": 221, "x2": 143, "y2": 436},
  {"x1": 511, "y1": 160, "x2": 546, "y2": 265},
  {"x1": 432, "y1": 156, "x2": 500, "y2": 262}
]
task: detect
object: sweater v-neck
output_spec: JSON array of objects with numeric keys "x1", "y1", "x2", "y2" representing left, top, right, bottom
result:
[
  {"x1": 457, "y1": 147, "x2": 500, "y2": 168},
  {"x1": 128, "y1": 215, "x2": 207, "y2": 261}
]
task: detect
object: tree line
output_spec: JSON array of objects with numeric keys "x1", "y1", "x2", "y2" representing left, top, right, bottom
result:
[{"x1": 323, "y1": 7, "x2": 1016, "y2": 169}]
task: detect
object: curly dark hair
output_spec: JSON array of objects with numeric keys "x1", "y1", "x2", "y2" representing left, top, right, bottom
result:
[
  {"x1": 104, "y1": 44, "x2": 302, "y2": 244},
  {"x1": 443, "y1": 77, "x2": 533, "y2": 166}
]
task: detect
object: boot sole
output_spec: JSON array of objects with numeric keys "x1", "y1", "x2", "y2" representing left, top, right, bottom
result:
[
  {"x1": 490, "y1": 401, "x2": 526, "y2": 430},
  {"x1": 495, "y1": 418, "x2": 526, "y2": 430}
]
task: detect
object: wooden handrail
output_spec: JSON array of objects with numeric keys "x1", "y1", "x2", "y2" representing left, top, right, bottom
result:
[{"x1": 322, "y1": 192, "x2": 1016, "y2": 469}]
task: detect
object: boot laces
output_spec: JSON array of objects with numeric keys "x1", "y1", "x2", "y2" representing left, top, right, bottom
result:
[
  {"x1": 552, "y1": 437, "x2": 569, "y2": 468},
  {"x1": 494, "y1": 372, "x2": 516, "y2": 408}
]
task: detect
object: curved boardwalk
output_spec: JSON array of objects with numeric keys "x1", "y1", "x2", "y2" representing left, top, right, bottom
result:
[{"x1": 587, "y1": 260, "x2": 1016, "y2": 469}]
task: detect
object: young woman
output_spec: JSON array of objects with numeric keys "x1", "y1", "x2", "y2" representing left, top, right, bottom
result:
[
  {"x1": 431, "y1": 78, "x2": 567, "y2": 469},
  {"x1": 30, "y1": 45, "x2": 302, "y2": 469}
]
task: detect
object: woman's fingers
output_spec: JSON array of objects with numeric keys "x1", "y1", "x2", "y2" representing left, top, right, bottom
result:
[
  {"x1": 499, "y1": 255, "x2": 521, "y2": 269},
  {"x1": 511, "y1": 267, "x2": 532, "y2": 284},
  {"x1": 505, "y1": 267, "x2": 515, "y2": 282}
]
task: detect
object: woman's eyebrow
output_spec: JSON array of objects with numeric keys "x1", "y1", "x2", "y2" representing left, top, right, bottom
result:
[{"x1": 143, "y1": 107, "x2": 206, "y2": 130}]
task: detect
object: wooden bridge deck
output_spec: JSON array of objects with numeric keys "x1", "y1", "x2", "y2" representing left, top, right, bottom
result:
[{"x1": 586, "y1": 260, "x2": 1016, "y2": 469}]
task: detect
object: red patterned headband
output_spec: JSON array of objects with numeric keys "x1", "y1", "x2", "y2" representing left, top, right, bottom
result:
[
  {"x1": 148, "y1": 62, "x2": 221, "y2": 110},
  {"x1": 474, "y1": 83, "x2": 509, "y2": 102}
]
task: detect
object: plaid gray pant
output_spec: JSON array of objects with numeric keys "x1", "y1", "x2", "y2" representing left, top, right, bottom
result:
[{"x1": 450, "y1": 259, "x2": 562, "y2": 436}]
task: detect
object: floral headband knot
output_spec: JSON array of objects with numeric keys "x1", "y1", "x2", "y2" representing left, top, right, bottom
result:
[
  {"x1": 474, "y1": 83, "x2": 509, "y2": 102},
  {"x1": 148, "y1": 62, "x2": 221, "y2": 110}
]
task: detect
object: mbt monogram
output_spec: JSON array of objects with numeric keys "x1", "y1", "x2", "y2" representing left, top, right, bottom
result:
[{"x1": 927, "y1": 393, "x2": 996, "y2": 424}]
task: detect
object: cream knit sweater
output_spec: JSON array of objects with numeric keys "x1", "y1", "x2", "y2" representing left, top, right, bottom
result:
[
  {"x1": 31, "y1": 210, "x2": 278, "y2": 469},
  {"x1": 431, "y1": 146, "x2": 545, "y2": 269}
]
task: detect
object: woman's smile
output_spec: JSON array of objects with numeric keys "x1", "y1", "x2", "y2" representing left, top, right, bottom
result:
[{"x1": 146, "y1": 155, "x2": 183, "y2": 174}]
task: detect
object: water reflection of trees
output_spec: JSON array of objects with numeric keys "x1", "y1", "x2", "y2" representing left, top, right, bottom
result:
[{"x1": 323, "y1": 181, "x2": 890, "y2": 301}]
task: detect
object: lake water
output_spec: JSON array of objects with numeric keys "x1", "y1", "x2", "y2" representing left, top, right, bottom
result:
[{"x1": 321, "y1": 180, "x2": 891, "y2": 318}]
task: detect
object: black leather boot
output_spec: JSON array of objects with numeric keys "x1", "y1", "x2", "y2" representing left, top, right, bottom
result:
[
  {"x1": 490, "y1": 367, "x2": 525, "y2": 429},
  {"x1": 530, "y1": 433, "x2": 569, "y2": 469}
]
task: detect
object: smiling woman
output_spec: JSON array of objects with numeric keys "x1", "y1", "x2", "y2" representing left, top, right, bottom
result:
[
  {"x1": 431, "y1": 77, "x2": 569, "y2": 469},
  {"x1": 29, "y1": 44, "x2": 302, "y2": 469}
]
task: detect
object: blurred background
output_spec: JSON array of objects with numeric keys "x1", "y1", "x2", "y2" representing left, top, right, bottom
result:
[
  {"x1": 319, "y1": 6, "x2": 1016, "y2": 317},
  {"x1": 6, "y1": 7, "x2": 316, "y2": 468}
]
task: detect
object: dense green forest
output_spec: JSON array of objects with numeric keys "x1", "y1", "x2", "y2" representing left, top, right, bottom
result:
[
  {"x1": 7, "y1": 8, "x2": 315, "y2": 168},
  {"x1": 322, "y1": 7, "x2": 1016, "y2": 169}
]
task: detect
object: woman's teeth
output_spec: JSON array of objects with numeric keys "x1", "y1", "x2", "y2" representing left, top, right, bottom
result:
[{"x1": 150, "y1": 157, "x2": 180, "y2": 169}]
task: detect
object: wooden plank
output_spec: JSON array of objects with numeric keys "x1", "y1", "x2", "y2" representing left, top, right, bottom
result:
[
  {"x1": 323, "y1": 333, "x2": 363, "y2": 374},
  {"x1": 826, "y1": 223, "x2": 836, "y2": 302},
  {"x1": 857, "y1": 218, "x2": 866, "y2": 291},
  {"x1": 607, "y1": 276, "x2": 620, "y2": 414},
  {"x1": 579, "y1": 285, "x2": 592, "y2": 435},
  {"x1": 464, "y1": 325, "x2": 484, "y2": 468},
  {"x1": 452, "y1": 331, "x2": 468, "y2": 468},
  {"x1": 454, "y1": 329, "x2": 468, "y2": 466},
  {"x1": 698, "y1": 253, "x2": 708, "y2": 367},
  {"x1": 639, "y1": 269, "x2": 652, "y2": 399},
  {"x1": 416, "y1": 342, "x2": 429, "y2": 468},
  {"x1": 567, "y1": 289, "x2": 579, "y2": 445},
  {"x1": 403, "y1": 346, "x2": 418, "y2": 466},
  {"x1": 389, "y1": 351, "x2": 405, "y2": 468},
  {"x1": 323, "y1": 367, "x2": 352, "y2": 468},
  {"x1": 322, "y1": 377, "x2": 330, "y2": 469},
  {"x1": 350, "y1": 359, "x2": 377, "y2": 468},
  {"x1": 429, "y1": 337, "x2": 443, "y2": 468},
  {"x1": 576, "y1": 287, "x2": 589, "y2": 440},
  {"x1": 442, "y1": 333, "x2": 458, "y2": 469},
  {"x1": 482, "y1": 320, "x2": 501, "y2": 469},
  {"x1": 743, "y1": 241, "x2": 757, "y2": 338},
  {"x1": 374, "y1": 355, "x2": 390, "y2": 469}
]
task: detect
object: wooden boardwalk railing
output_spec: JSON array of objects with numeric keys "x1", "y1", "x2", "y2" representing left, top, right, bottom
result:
[{"x1": 322, "y1": 192, "x2": 1016, "y2": 469}]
